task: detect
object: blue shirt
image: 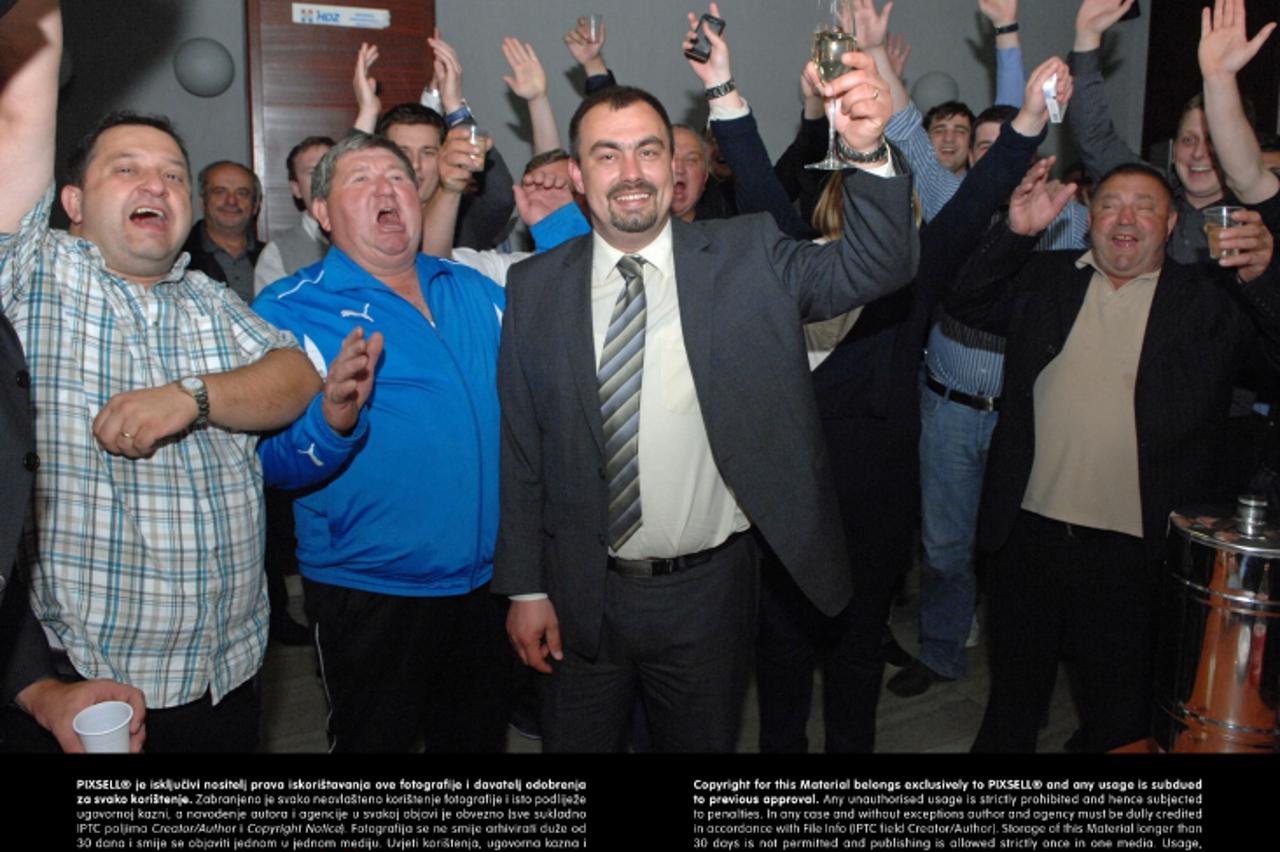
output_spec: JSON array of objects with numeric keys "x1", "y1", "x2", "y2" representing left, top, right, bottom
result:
[{"x1": 255, "y1": 247, "x2": 505, "y2": 597}]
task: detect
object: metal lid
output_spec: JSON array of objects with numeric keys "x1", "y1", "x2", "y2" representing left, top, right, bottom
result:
[{"x1": 1169, "y1": 495, "x2": 1280, "y2": 557}]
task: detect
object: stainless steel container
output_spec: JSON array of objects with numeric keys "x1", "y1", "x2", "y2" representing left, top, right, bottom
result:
[{"x1": 1154, "y1": 496, "x2": 1280, "y2": 752}]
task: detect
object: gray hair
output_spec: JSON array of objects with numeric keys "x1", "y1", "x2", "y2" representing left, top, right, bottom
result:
[
  {"x1": 672, "y1": 123, "x2": 709, "y2": 162},
  {"x1": 310, "y1": 132, "x2": 418, "y2": 202}
]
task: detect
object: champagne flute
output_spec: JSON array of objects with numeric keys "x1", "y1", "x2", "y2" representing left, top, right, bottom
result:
[{"x1": 806, "y1": 27, "x2": 859, "y2": 170}]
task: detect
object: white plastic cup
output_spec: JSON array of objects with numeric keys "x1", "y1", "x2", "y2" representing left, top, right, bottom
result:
[
  {"x1": 73, "y1": 701, "x2": 134, "y2": 753},
  {"x1": 586, "y1": 14, "x2": 603, "y2": 43}
]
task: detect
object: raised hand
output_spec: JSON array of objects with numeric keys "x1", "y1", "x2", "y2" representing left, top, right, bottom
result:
[
  {"x1": 427, "y1": 29, "x2": 465, "y2": 114},
  {"x1": 322, "y1": 326, "x2": 384, "y2": 436},
  {"x1": 1075, "y1": 0, "x2": 1137, "y2": 51},
  {"x1": 564, "y1": 16, "x2": 608, "y2": 76},
  {"x1": 684, "y1": 2, "x2": 732, "y2": 86},
  {"x1": 1012, "y1": 56, "x2": 1073, "y2": 135},
  {"x1": 436, "y1": 126, "x2": 489, "y2": 195},
  {"x1": 502, "y1": 37, "x2": 548, "y2": 101},
  {"x1": 851, "y1": 0, "x2": 893, "y2": 50},
  {"x1": 1199, "y1": 0, "x2": 1276, "y2": 79},
  {"x1": 807, "y1": 50, "x2": 892, "y2": 159},
  {"x1": 885, "y1": 32, "x2": 911, "y2": 79},
  {"x1": 352, "y1": 42, "x2": 381, "y2": 133},
  {"x1": 1007, "y1": 156, "x2": 1077, "y2": 236},
  {"x1": 978, "y1": 0, "x2": 1018, "y2": 27}
]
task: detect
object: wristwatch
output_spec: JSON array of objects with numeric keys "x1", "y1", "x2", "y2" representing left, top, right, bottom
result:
[
  {"x1": 177, "y1": 376, "x2": 210, "y2": 429},
  {"x1": 704, "y1": 78, "x2": 737, "y2": 100}
]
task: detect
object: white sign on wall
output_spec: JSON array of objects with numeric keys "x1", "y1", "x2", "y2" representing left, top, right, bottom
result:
[{"x1": 291, "y1": 4, "x2": 390, "y2": 30}]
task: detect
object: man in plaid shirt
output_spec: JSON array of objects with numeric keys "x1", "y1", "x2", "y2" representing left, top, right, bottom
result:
[{"x1": 0, "y1": 0, "x2": 327, "y2": 752}]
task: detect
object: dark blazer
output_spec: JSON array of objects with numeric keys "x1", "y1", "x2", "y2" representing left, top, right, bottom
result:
[
  {"x1": 493, "y1": 170, "x2": 919, "y2": 656},
  {"x1": 0, "y1": 310, "x2": 51, "y2": 706},
  {"x1": 948, "y1": 223, "x2": 1280, "y2": 559}
]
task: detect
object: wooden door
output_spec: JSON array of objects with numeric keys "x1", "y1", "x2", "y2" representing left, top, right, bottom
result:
[{"x1": 245, "y1": 0, "x2": 435, "y2": 238}]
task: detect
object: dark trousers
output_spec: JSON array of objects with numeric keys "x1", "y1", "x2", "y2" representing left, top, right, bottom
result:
[
  {"x1": 541, "y1": 533, "x2": 758, "y2": 753},
  {"x1": 264, "y1": 488, "x2": 299, "y2": 623},
  {"x1": 973, "y1": 511, "x2": 1159, "y2": 753},
  {"x1": 305, "y1": 579, "x2": 511, "y2": 753},
  {"x1": 0, "y1": 672, "x2": 260, "y2": 754},
  {"x1": 756, "y1": 412, "x2": 917, "y2": 753}
]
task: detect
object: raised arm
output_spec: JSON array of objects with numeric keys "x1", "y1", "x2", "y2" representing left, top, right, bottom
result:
[
  {"x1": 981, "y1": 0, "x2": 1026, "y2": 106},
  {"x1": 502, "y1": 37, "x2": 561, "y2": 154},
  {"x1": 1067, "y1": 0, "x2": 1142, "y2": 181},
  {"x1": 564, "y1": 16, "x2": 610, "y2": 82},
  {"x1": 429, "y1": 31, "x2": 516, "y2": 249},
  {"x1": 351, "y1": 42, "x2": 381, "y2": 134},
  {"x1": 0, "y1": 0, "x2": 60, "y2": 233},
  {"x1": 684, "y1": 5, "x2": 808, "y2": 237},
  {"x1": 421, "y1": 126, "x2": 489, "y2": 257},
  {"x1": 947, "y1": 157, "x2": 1076, "y2": 335},
  {"x1": 1198, "y1": 0, "x2": 1279, "y2": 204}
]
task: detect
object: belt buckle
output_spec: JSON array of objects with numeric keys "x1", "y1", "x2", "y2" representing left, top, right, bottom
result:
[{"x1": 650, "y1": 558, "x2": 678, "y2": 576}]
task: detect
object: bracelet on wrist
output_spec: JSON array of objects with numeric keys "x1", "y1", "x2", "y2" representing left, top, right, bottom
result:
[
  {"x1": 837, "y1": 136, "x2": 889, "y2": 165},
  {"x1": 704, "y1": 78, "x2": 737, "y2": 100},
  {"x1": 993, "y1": 22, "x2": 1019, "y2": 35},
  {"x1": 445, "y1": 99, "x2": 473, "y2": 128}
]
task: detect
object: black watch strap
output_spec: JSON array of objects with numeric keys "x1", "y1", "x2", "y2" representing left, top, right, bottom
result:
[{"x1": 704, "y1": 78, "x2": 737, "y2": 100}]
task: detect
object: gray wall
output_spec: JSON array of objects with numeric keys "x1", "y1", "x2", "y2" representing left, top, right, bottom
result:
[
  {"x1": 53, "y1": 1, "x2": 1151, "y2": 225},
  {"x1": 57, "y1": 0, "x2": 250, "y2": 199},
  {"x1": 439, "y1": 0, "x2": 1151, "y2": 169}
]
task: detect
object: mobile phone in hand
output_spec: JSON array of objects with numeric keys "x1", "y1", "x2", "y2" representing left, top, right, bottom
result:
[{"x1": 685, "y1": 14, "x2": 725, "y2": 64}]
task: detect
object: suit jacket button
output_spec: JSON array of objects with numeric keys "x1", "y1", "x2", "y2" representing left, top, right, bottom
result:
[
  {"x1": 597, "y1": 466, "x2": 605, "y2": 479},
  {"x1": 16, "y1": 369, "x2": 31, "y2": 389},
  {"x1": 23, "y1": 451, "x2": 40, "y2": 472},
  {"x1": 597, "y1": 533, "x2": 606, "y2": 545}
]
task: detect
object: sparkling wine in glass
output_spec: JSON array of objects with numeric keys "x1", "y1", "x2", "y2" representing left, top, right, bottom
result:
[{"x1": 806, "y1": 28, "x2": 859, "y2": 170}]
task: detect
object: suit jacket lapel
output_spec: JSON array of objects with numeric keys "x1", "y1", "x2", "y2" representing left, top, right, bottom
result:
[
  {"x1": 671, "y1": 219, "x2": 715, "y2": 398},
  {"x1": 562, "y1": 237, "x2": 606, "y2": 455}
]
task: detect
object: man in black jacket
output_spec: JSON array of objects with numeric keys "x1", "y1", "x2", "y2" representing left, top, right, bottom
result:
[
  {"x1": 949, "y1": 160, "x2": 1279, "y2": 752},
  {"x1": 181, "y1": 160, "x2": 262, "y2": 304}
]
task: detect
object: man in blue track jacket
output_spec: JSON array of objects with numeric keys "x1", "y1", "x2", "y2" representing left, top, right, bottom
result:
[{"x1": 255, "y1": 132, "x2": 513, "y2": 753}]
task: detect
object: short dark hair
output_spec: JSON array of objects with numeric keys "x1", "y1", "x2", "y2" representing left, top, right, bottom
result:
[
  {"x1": 1093, "y1": 162, "x2": 1175, "y2": 207},
  {"x1": 973, "y1": 105, "x2": 1019, "y2": 131},
  {"x1": 197, "y1": 160, "x2": 262, "y2": 206},
  {"x1": 922, "y1": 101, "x2": 974, "y2": 132},
  {"x1": 66, "y1": 111, "x2": 191, "y2": 187},
  {"x1": 310, "y1": 132, "x2": 416, "y2": 202},
  {"x1": 522, "y1": 148, "x2": 571, "y2": 178},
  {"x1": 568, "y1": 85, "x2": 673, "y2": 160},
  {"x1": 286, "y1": 135, "x2": 336, "y2": 181},
  {"x1": 375, "y1": 103, "x2": 446, "y2": 137},
  {"x1": 1178, "y1": 92, "x2": 1258, "y2": 140}
]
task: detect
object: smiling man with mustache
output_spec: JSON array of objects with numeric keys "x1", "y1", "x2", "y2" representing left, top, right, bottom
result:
[{"x1": 181, "y1": 160, "x2": 263, "y2": 305}]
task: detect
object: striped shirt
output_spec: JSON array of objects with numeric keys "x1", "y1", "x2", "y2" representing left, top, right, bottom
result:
[{"x1": 0, "y1": 187, "x2": 298, "y2": 708}]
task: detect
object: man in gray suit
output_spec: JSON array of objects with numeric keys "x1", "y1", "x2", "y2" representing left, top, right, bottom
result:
[{"x1": 494, "y1": 46, "x2": 917, "y2": 752}]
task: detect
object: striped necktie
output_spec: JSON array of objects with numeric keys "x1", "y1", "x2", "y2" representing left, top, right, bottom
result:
[{"x1": 599, "y1": 254, "x2": 647, "y2": 550}]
